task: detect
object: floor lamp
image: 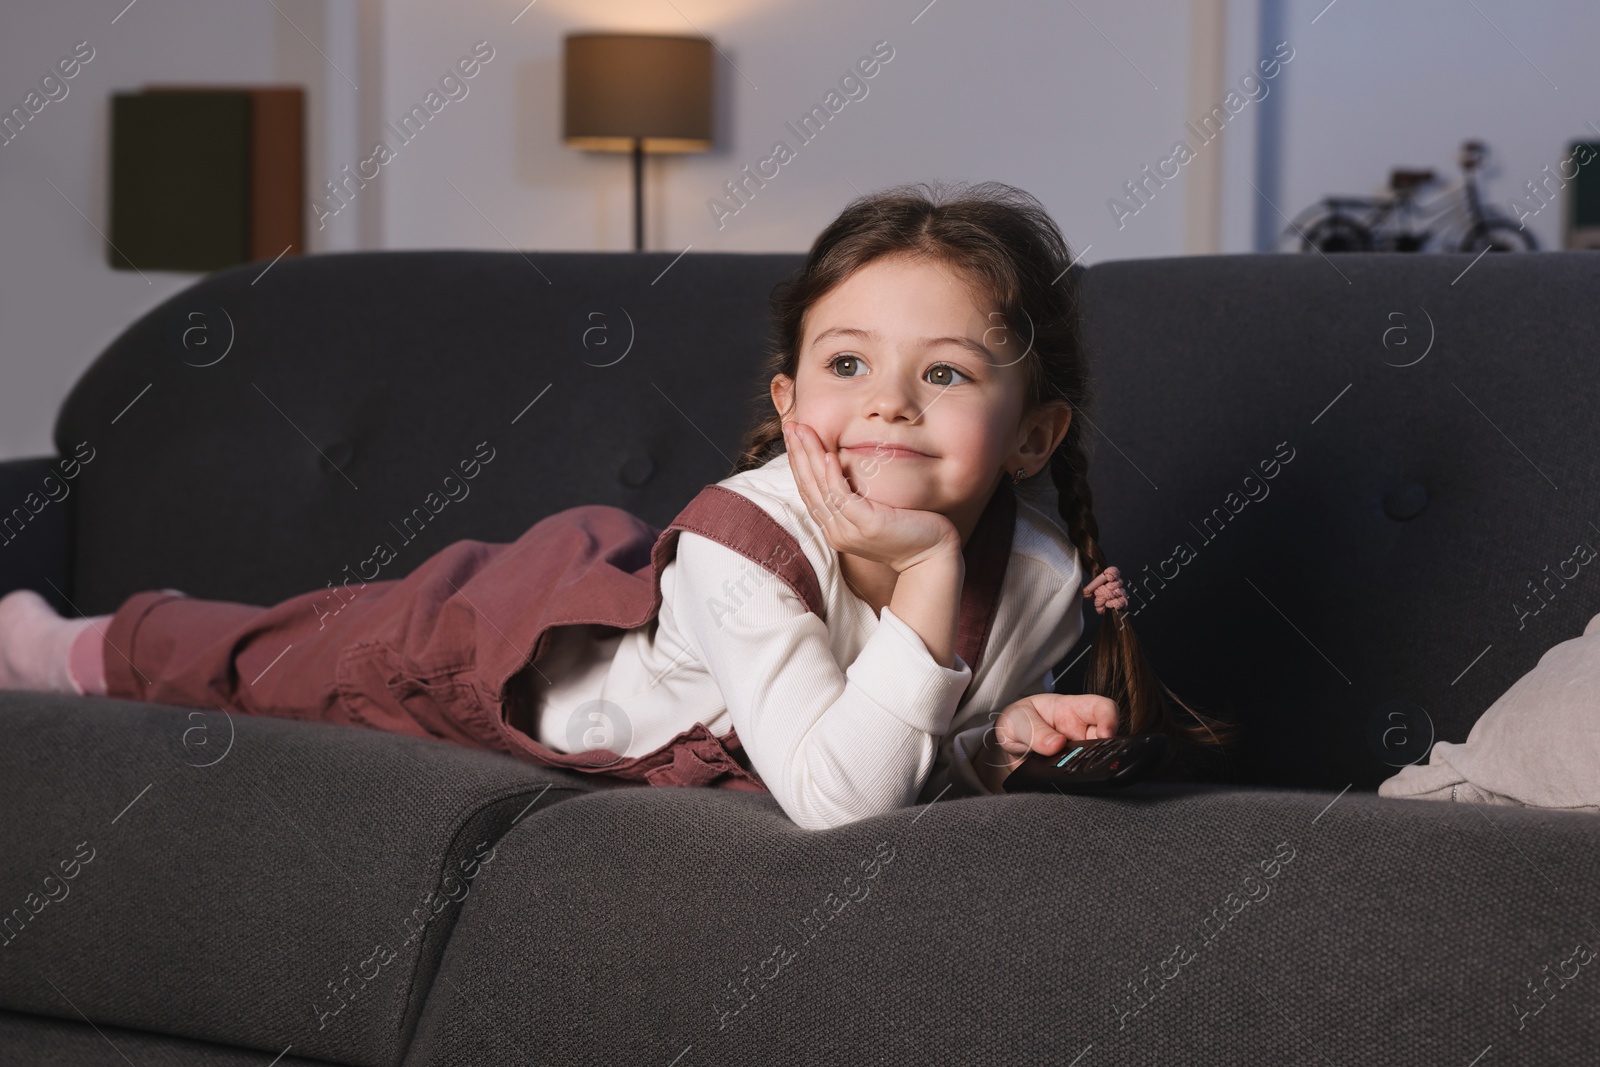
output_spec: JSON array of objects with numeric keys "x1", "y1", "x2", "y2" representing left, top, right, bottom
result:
[{"x1": 563, "y1": 33, "x2": 714, "y2": 252}]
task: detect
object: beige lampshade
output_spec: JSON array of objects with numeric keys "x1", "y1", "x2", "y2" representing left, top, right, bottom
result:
[{"x1": 563, "y1": 33, "x2": 713, "y2": 154}]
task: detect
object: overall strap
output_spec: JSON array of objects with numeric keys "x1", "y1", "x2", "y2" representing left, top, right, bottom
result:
[
  {"x1": 655, "y1": 485, "x2": 827, "y2": 618},
  {"x1": 659, "y1": 479, "x2": 1017, "y2": 676}
]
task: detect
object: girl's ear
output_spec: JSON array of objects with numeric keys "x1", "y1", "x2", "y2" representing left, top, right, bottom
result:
[
  {"x1": 1010, "y1": 400, "x2": 1072, "y2": 470},
  {"x1": 770, "y1": 374, "x2": 796, "y2": 420}
]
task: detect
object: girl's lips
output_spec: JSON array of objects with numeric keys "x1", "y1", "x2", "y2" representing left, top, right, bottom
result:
[{"x1": 841, "y1": 445, "x2": 933, "y2": 459}]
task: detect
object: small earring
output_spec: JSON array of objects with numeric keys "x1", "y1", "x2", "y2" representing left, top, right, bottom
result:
[{"x1": 1011, "y1": 467, "x2": 1027, "y2": 484}]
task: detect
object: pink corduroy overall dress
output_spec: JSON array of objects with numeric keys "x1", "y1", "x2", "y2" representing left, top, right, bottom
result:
[{"x1": 102, "y1": 478, "x2": 1017, "y2": 793}]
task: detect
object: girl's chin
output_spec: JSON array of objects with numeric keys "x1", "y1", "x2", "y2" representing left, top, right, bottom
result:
[{"x1": 840, "y1": 470, "x2": 943, "y2": 509}]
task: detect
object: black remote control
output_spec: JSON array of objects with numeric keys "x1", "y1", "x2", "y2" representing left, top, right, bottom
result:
[{"x1": 1000, "y1": 733, "x2": 1168, "y2": 794}]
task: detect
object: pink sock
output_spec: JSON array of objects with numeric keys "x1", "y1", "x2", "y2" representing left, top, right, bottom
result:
[
  {"x1": 67, "y1": 619, "x2": 109, "y2": 697},
  {"x1": 0, "y1": 590, "x2": 107, "y2": 694}
]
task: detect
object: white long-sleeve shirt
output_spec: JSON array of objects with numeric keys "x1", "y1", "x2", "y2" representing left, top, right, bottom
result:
[{"x1": 531, "y1": 450, "x2": 1086, "y2": 830}]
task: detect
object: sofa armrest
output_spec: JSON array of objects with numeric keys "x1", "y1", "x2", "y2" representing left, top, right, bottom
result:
[
  {"x1": 0, "y1": 455, "x2": 74, "y2": 614},
  {"x1": 0, "y1": 691, "x2": 606, "y2": 1067}
]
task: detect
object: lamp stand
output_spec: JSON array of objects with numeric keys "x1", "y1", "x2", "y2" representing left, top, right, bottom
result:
[{"x1": 632, "y1": 137, "x2": 644, "y2": 252}]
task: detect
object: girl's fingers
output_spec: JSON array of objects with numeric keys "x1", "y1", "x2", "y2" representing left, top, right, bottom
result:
[
  {"x1": 799, "y1": 431, "x2": 838, "y2": 530},
  {"x1": 795, "y1": 424, "x2": 827, "y2": 503},
  {"x1": 818, "y1": 446, "x2": 858, "y2": 518},
  {"x1": 789, "y1": 422, "x2": 857, "y2": 533},
  {"x1": 1083, "y1": 566, "x2": 1121, "y2": 592},
  {"x1": 995, "y1": 700, "x2": 1068, "y2": 755},
  {"x1": 991, "y1": 693, "x2": 1123, "y2": 778},
  {"x1": 1082, "y1": 566, "x2": 1120, "y2": 597},
  {"x1": 811, "y1": 429, "x2": 856, "y2": 501},
  {"x1": 1050, "y1": 695, "x2": 1110, "y2": 740},
  {"x1": 992, "y1": 712, "x2": 1034, "y2": 754},
  {"x1": 1036, "y1": 693, "x2": 1118, "y2": 745},
  {"x1": 785, "y1": 423, "x2": 823, "y2": 520},
  {"x1": 1078, "y1": 695, "x2": 1121, "y2": 739},
  {"x1": 1082, "y1": 566, "x2": 1129, "y2": 614}
]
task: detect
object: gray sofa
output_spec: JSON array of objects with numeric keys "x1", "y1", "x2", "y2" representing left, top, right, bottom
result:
[{"x1": 3, "y1": 248, "x2": 1598, "y2": 1065}]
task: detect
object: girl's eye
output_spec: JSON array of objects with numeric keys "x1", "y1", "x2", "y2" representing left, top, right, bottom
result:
[
  {"x1": 926, "y1": 363, "x2": 971, "y2": 387},
  {"x1": 824, "y1": 355, "x2": 972, "y2": 386},
  {"x1": 824, "y1": 354, "x2": 863, "y2": 377}
]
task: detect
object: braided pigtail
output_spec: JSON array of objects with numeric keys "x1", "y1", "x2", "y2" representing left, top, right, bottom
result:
[{"x1": 1049, "y1": 439, "x2": 1239, "y2": 757}]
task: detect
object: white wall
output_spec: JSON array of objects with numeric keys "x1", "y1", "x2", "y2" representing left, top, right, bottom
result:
[
  {"x1": 0, "y1": 0, "x2": 359, "y2": 462},
  {"x1": 365, "y1": 0, "x2": 1198, "y2": 259},
  {"x1": 3, "y1": 0, "x2": 1596, "y2": 461}
]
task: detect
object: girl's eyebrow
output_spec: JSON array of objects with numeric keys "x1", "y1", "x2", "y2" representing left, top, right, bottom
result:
[
  {"x1": 808, "y1": 326, "x2": 993, "y2": 361},
  {"x1": 809, "y1": 326, "x2": 875, "y2": 348},
  {"x1": 923, "y1": 335, "x2": 994, "y2": 361}
]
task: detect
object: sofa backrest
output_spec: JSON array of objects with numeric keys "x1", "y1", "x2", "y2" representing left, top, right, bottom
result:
[
  {"x1": 56, "y1": 249, "x2": 1600, "y2": 790},
  {"x1": 1078, "y1": 251, "x2": 1600, "y2": 790},
  {"x1": 56, "y1": 249, "x2": 802, "y2": 610}
]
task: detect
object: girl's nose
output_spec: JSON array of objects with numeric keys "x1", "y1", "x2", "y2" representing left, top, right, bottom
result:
[{"x1": 866, "y1": 374, "x2": 920, "y2": 422}]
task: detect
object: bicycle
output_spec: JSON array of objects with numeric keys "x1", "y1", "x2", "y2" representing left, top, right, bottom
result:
[{"x1": 1283, "y1": 140, "x2": 1538, "y2": 254}]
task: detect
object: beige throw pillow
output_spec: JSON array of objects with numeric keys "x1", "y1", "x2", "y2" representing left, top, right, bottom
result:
[{"x1": 1378, "y1": 612, "x2": 1600, "y2": 812}]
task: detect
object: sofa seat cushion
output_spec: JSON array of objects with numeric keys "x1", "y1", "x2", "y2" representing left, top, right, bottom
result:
[
  {"x1": 0, "y1": 1007, "x2": 334, "y2": 1066},
  {"x1": 405, "y1": 781, "x2": 1600, "y2": 1066}
]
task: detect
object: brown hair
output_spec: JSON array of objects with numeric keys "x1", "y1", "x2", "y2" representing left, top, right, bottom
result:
[{"x1": 731, "y1": 180, "x2": 1237, "y2": 763}]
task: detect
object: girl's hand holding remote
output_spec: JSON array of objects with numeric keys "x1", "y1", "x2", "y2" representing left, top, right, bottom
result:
[
  {"x1": 974, "y1": 693, "x2": 1121, "y2": 792},
  {"x1": 783, "y1": 421, "x2": 961, "y2": 571}
]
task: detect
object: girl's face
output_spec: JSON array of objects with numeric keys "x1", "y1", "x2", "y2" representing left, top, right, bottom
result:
[{"x1": 771, "y1": 254, "x2": 1069, "y2": 525}]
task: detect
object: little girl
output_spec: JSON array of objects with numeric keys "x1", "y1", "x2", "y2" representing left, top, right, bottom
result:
[{"x1": 0, "y1": 181, "x2": 1233, "y2": 831}]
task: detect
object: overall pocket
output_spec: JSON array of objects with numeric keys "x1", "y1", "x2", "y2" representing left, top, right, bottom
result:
[{"x1": 334, "y1": 641, "x2": 504, "y2": 752}]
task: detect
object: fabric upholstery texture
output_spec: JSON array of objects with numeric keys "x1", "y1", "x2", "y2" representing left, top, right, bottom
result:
[
  {"x1": 0, "y1": 691, "x2": 603, "y2": 1066},
  {"x1": 1077, "y1": 252, "x2": 1600, "y2": 790},
  {"x1": 54, "y1": 251, "x2": 802, "y2": 616},
  {"x1": 0, "y1": 1007, "x2": 332, "y2": 1066},
  {"x1": 3, "y1": 248, "x2": 1597, "y2": 1064},
  {"x1": 401, "y1": 780, "x2": 1600, "y2": 1066}
]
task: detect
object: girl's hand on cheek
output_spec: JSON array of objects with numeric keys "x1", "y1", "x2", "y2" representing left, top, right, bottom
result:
[{"x1": 783, "y1": 421, "x2": 960, "y2": 573}]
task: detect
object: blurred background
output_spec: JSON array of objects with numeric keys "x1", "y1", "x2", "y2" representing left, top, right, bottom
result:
[{"x1": 2, "y1": 0, "x2": 1596, "y2": 461}]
